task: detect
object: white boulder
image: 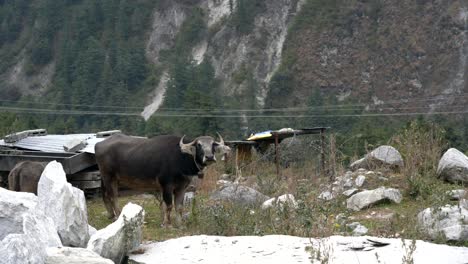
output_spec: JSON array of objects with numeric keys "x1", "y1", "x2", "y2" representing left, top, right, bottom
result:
[
  {"x1": 346, "y1": 222, "x2": 368, "y2": 236},
  {"x1": 0, "y1": 188, "x2": 61, "y2": 264},
  {"x1": 350, "y1": 145, "x2": 404, "y2": 170},
  {"x1": 437, "y1": 148, "x2": 468, "y2": 184},
  {"x1": 347, "y1": 187, "x2": 402, "y2": 211},
  {"x1": 45, "y1": 247, "x2": 114, "y2": 264},
  {"x1": 261, "y1": 194, "x2": 298, "y2": 209},
  {"x1": 355, "y1": 175, "x2": 366, "y2": 187},
  {"x1": 89, "y1": 225, "x2": 98, "y2": 237},
  {"x1": 447, "y1": 189, "x2": 467, "y2": 201},
  {"x1": 318, "y1": 191, "x2": 334, "y2": 201},
  {"x1": 37, "y1": 161, "x2": 90, "y2": 247},
  {"x1": 87, "y1": 202, "x2": 145, "y2": 264},
  {"x1": 417, "y1": 199, "x2": 468, "y2": 241},
  {"x1": 210, "y1": 184, "x2": 269, "y2": 206},
  {"x1": 184, "y1": 191, "x2": 195, "y2": 206}
]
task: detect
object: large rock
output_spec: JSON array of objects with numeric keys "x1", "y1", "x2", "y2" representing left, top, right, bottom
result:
[
  {"x1": 46, "y1": 247, "x2": 114, "y2": 264},
  {"x1": 261, "y1": 194, "x2": 298, "y2": 210},
  {"x1": 417, "y1": 199, "x2": 468, "y2": 242},
  {"x1": 37, "y1": 161, "x2": 90, "y2": 247},
  {"x1": 318, "y1": 190, "x2": 335, "y2": 201},
  {"x1": 447, "y1": 189, "x2": 468, "y2": 201},
  {"x1": 130, "y1": 235, "x2": 468, "y2": 264},
  {"x1": 87, "y1": 203, "x2": 145, "y2": 264},
  {"x1": 346, "y1": 222, "x2": 368, "y2": 236},
  {"x1": 350, "y1": 145, "x2": 404, "y2": 170},
  {"x1": 210, "y1": 183, "x2": 269, "y2": 206},
  {"x1": 347, "y1": 187, "x2": 402, "y2": 211},
  {"x1": 437, "y1": 148, "x2": 468, "y2": 184},
  {"x1": 0, "y1": 188, "x2": 61, "y2": 264}
]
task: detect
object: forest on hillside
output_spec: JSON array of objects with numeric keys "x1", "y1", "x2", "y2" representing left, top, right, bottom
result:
[{"x1": 0, "y1": 0, "x2": 467, "y2": 159}]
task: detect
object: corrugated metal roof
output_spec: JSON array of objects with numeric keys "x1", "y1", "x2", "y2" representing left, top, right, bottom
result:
[{"x1": 0, "y1": 133, "x2": 106, "y2": 154}]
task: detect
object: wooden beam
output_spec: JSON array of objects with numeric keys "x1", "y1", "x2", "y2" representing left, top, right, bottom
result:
[
  {"x1": 274, "y1": 133, "x2": 280, "y2": 179},
  {"x1": 320, "y1": 128, "x2": 326, "y2": 177}
]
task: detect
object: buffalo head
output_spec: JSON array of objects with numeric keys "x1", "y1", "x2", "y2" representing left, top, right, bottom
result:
[{"x1": 179, "y1": 133, "x2": 230, "y2": 165}]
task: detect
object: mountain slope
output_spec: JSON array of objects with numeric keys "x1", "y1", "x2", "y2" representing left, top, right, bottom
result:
[{"x1": 0, "y1": 0, "x2": 466, "y2": 148}]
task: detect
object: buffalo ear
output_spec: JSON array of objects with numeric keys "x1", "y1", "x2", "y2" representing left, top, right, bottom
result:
[
  {"x1": 181, "y1": 145, "x2": 196, "y2": 156},
  {"x1": 180, "y1": 136, "x2": 197, "y2": 156},
  {"x1": 215, "y1": 144, "x2": 231, "y2": 155}
]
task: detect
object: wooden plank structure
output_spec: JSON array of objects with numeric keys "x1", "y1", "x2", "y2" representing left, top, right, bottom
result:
[
  {"x1": 226, "y1": 127, "x2": 329, "y2": 179},
  {"x1": 0, "y1": 129, "x2": 120, "y2": 192}
]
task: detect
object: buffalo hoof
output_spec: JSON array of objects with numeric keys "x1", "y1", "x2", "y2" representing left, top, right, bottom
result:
[
  {"x1": 107, "y1": 214, "x2": 118, "y2": 221},
  {"x1": 161, "y1": 223, "x2": 173, "y2": 229}
]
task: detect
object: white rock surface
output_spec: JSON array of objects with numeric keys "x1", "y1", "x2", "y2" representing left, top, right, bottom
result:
[
  {"x1": 417, "y1": 199, "x2": 468, "y2": 241},
  {"x1": 89, "y1": 225, "x2": 98, "y2": 237},
  {"x1": 129, "y1": 235, "x2": 468, "y2": 264},
  {"x1": 437, "y1": 148, "x2": 468, "y2": 184},
  {"x1": 347, "y1": 187, "x2": 402, "y2": 211},
  {"x1": 45, "y1": 247, "x2": 114, "y2": 264},
  {"x1": 355, "y1": 175, "x2": 366, "y2": 187},
  {"x1": 347, "y1": 222, "x2": 369, "y2": 236},
  {"x1": 343, "y1": 177, "x2": 354, "y2": 188},
  {"x1": 0, "y1": 188, "x2": 61, "y2": 264},
  {"x1": 210, "y1": 184, "x2": 269, "y2": 206},
  {"x1": 184, "y1": 191, "x2": 195, "y2": 206},
  {"x1": 261, "y1": 194, "x2": 298, "y2": 209},
  {"x1": 357, "y1": 168, "x2": 367, "y2": 174},
  {"x1": 37, "y1": 161, "x2": 89, "y2": 247},
  {"x1": 88, "y1": 203, "x2": 145, "y2": 264},
  {"x1": 318, "y1": 190, "x2": 334, "y2": 201},
  {"x1": 350, "y1": 145, "x2": 404, "y2": 170},
  {"x1": 447, "y1": 189, "x2": 467, "y2": 200},
  {"x1": 343, "y1": 188, "x2": 359, "y2": 197}
]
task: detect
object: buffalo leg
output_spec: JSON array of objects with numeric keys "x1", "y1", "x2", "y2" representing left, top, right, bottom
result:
[
  {"x1": 162, "y1": 189, "x2": 173, "y2": 227},
  {"x1": 110, "y1": 178, "x2": 121, "y2": 218},
  {"x1": 20, "y1": 172, "x2": 39, "y2": 195},
  {"x1": 101, "y1": 180, "x2": 115, "y2": 219},
  {"x1": 101, "y1": 174, "x2": 120, "y2": 220},
  {"x1": 174, "y1": 189, "x2": 186, "y2": 226},
  {"x1": 8, "y1": 168, "x2": 19, "y2": 192},
  {"x1": 153, "y1": 192, "x2": 164, "y2": 225}
]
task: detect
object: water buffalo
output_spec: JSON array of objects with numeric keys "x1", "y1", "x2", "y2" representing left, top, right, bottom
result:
[
  {"x1": 8, "y1": 161, "x2": 47, "y2": 195},
  {"x1": 95, "y1": 133, "x2": 230, "y2": 226}
]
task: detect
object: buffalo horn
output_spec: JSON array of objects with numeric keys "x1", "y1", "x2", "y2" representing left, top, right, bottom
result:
[
  {"x1": 216, "y1": 132, "x2": 225, "y2": 145},
  {"x1": 179, "y1": 135, "x2": 196, "y2": 153}
]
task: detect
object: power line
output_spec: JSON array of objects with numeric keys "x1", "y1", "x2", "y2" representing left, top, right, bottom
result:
[
  {"x1": 0, "y1": 99, "x2": 144, "y2": 110},
  {"x1": 164, "y1": 104, "x2": 467, "y2": 114},
  {"x1": 0, "y1": 106, "x2": 139, "y2": 116},
  {"x1": 149, "y1": 110, "x2": 468, "y2": 118},
  {"x1": 1, "y1": 105, "x2": 466, "y2": 118},
  {"x1": 0, "y1": 93, "x2": 466, "y2": 112}
]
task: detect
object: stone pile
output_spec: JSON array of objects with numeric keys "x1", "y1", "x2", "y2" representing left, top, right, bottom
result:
[{"x1": 0, "y1": 161, "x2": 146, "y2": 264}]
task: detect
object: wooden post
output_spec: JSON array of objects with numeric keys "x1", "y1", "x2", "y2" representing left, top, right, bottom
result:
[
  {"x1": 274, "y1": 133, "x2": 280, "y2": 179},
  {"x1": 320, "y1": 128, "x2": 326, "y2": 177},
  {"x1": 235, "y1": 145, "x2": 240, "y2": 178}
]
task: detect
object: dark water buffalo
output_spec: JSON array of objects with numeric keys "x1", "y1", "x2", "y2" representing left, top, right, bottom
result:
[
  {"x1": 95, "y1": 133, "x2": 230, "y2": 226},
  {"x1": 8, "y1": 161, "x2": 47, "y2": 195}
]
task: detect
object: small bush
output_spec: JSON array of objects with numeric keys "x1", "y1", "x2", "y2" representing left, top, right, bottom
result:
[{"x1": 391, "y1": 120, "x2": 447, "y2": 199}]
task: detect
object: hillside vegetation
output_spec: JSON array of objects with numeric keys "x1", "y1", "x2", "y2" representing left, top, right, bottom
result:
[{"x1": 0, "y1": 0, "x2": 467, "y2": 158}]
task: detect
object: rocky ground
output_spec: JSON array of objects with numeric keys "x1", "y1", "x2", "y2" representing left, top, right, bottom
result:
[{"x1": 129, "y1": 235, "x2": 468, "y2": 264}]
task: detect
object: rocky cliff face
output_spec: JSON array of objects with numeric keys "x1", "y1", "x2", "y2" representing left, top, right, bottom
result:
[
  {"x1": 143, "y1": 0, "x2": 304, "y2": 118},
  {"x1": 277, "y1": 0, "x2": 468, "y2": 111},
  {"x1": 143, "y1": 0, "x2": 467, "y2": 119}
]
